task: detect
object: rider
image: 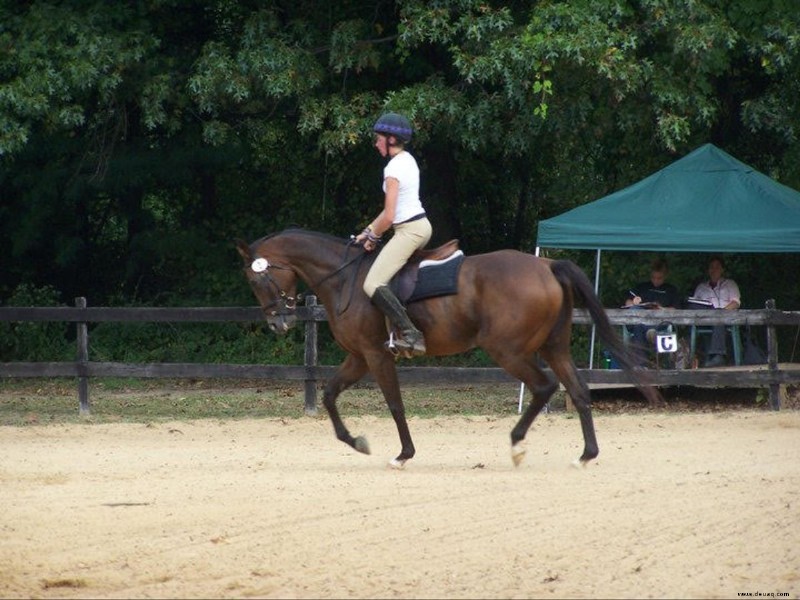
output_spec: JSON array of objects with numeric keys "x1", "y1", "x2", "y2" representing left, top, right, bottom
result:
[{"x1": 354, "y1": 112, "x2": 432, "y2": 356}]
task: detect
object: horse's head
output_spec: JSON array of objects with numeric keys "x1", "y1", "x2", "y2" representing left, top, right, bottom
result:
[{"x1": 235, "y1": 238, "x2": 299, "y2": 334}]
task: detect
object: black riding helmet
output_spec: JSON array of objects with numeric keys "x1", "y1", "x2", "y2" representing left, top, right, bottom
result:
[{"x1": 373, "y1": 112, "x2": 413, "y2": 144}]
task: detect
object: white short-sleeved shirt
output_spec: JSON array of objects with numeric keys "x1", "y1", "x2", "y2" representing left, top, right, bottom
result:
[
  {"x1": 383, "y1": 151, "x2": 424, "y2": 224},
  {"x1": 693, "y1": 278, "x2": 741, "y2": 308}
]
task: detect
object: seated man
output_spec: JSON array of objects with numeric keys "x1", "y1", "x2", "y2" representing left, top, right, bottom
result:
[
  {"x1": 692, "y1": 255, "x2": 741, "y2": 367},
  {"x1": 623, "y1": 258, "x2": 680, "y2": 365}
]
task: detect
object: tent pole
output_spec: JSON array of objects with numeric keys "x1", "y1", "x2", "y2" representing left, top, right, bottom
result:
[
  {"x1": 517, "y1": 246, "x2": 544, "y2": 414},
  {"x1": 588, "y1": 249, "x2": 602, "y2": 369}
]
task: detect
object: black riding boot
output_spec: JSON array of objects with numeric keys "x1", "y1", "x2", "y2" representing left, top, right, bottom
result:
[{"x1": 371, "y1": 286, "x2": 426, "y2": 356}]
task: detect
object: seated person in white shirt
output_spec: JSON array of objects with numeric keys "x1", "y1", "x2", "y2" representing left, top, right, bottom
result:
[{"x1": 692, "y1": 255, "x2": 741, "y2": 367}]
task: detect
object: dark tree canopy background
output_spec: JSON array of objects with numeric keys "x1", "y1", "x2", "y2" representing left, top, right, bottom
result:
[{"x1": 2, "y1": 0, "x2": 799, "y2": 362}]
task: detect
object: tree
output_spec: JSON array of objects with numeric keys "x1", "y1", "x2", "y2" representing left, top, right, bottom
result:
[{"x1": 1, "y1": 0, "x2": 798, "y2": 313}]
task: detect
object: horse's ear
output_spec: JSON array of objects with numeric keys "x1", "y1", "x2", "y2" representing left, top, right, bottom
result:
[{"x1": 234, "y1": 238, "x2": 251, "y2": 262}]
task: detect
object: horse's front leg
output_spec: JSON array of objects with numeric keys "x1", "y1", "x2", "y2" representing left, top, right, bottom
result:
[
  {"x1": 368, "y1": 353, "x2": 415, "y2": 469},
  {"x1": 322, "y1": 354, "x2": 371, "y2": 455}
]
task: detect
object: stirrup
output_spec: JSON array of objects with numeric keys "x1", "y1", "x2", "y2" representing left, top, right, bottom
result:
[
  {"x1": 385, "y1": 331, "x2": 401, "y2": 357},
  {"x1": 384, "y1": 329, "x2": 427, "y2": 358},
  {"x1": 393, "y1": 330, "x2": 426, "y2": 357}
]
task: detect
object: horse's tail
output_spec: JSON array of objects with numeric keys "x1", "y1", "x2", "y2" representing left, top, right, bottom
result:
[{"x1": 550, "y1": 260, "x2": 663, "y2": 407}]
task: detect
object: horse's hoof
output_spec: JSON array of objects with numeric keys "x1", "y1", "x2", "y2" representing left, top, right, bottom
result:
[
  {"x1": 571, "y1": 457, "x2": 588, "y2": 469},
  {"x1": 511, "y1": 443, "x2": 526, "y2": 467},
  {"x1": 354, "y1": 436, "x2": 370, "y2": 455},
  {"x1": 388, "y1": 458, "x2": 407, "y2": 470}
]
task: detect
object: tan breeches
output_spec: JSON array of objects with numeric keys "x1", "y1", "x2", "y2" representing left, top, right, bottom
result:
[{"x1": 363, "y1": 218, "x2": 432, "y2": 297}]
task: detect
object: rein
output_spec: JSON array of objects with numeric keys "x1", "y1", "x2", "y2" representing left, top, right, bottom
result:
[{"x1": 311, "y1": 241, "x2": 367, "y2": 316}]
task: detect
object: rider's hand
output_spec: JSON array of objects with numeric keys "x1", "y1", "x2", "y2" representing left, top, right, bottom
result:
[{"x1": 354, "y1": 227, "x2": 380, "y2": 252}]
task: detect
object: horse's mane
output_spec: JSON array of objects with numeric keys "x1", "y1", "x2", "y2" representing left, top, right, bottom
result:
[{"x1": 252, "y1": 228, "x2": 350, "y2": 249}]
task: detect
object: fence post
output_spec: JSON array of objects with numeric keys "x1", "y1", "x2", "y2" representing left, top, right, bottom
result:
[
  {"x1": 765, "y1": 299, "x2": 781, "y2": 410},
  {"x1": 75, "y1": 297, "x2": 90, "y2": 415},
  {"x1": 303, "y1": 295, "x2": 319, "y2": 416}
]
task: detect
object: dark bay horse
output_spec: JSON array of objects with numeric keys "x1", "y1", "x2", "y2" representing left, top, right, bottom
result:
[{"x1": 236, "y1": 228, "x2": 659, "y2": 468}]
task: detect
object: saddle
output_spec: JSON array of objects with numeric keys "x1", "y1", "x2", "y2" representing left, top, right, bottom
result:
[
  {"x1": 414, "y1": 239, "x2": 460, "y2": 262},
  {"x1": 390, "y1": 239, "x2": 464, "y2": 304}
]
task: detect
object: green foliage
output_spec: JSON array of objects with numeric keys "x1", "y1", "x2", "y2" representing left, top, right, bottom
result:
[
  {"x1": 0, "y1": 2, "x2": 158, "y2": 156},
  {"x1": 0, "y1": 284, "x2": 72, "y2": 361},
  {"x1": 88, "y1": 320, "x2": 305, "y2": 364},
  {"x1": 0, "y1": 0, "x2": 799, "y2": 366}
]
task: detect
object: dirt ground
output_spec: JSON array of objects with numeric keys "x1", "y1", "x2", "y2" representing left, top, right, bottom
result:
[{"x1": 1, "y1": 407, "x2": 799, "y2": 599}]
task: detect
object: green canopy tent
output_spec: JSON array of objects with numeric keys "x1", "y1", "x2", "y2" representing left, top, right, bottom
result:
[
  {"x1": 530, "y1": 143, "x2": 800, "y2": 382},
  {"x1": 537, "y1": 143, "x2": 800, "y2": 253}
]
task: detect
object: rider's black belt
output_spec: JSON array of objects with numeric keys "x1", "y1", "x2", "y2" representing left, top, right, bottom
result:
[{"x1": 398, "y1": 212, "x2": 427, "y2": 224}]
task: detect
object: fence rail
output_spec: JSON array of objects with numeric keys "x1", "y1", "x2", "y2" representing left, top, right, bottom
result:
[{"x1": 2, "y1": 297, "x2": 799, "y2": 413}]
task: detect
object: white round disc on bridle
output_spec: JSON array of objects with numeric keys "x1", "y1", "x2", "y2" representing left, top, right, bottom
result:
[{"x1": 251, "y1": 257, "x2": 269, "y2": 273}]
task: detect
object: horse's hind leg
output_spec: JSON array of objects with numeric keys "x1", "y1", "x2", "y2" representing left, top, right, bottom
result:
[
  {"x1": 509, "y1": 362, "x2": 560, "y2": 466},
  {"x1": 486, "y1": 351, "x2": 558, "y2": 466},
  {"x1": 322, "y1": 353, "x2": 371, "y2": 454},
  {"x1": 545, "y1": 352, "x2": 599, "y2": 465}
]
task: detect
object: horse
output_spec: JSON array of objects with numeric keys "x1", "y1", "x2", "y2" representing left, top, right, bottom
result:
[{"x1": 235, "y1": 228, "x2": 660, "y2": 468}]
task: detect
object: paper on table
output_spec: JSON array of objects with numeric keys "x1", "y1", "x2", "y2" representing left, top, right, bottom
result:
[
  {"x1": 620, "y1": 302, "x2": 660, "y2": 309},
  {"x1": 686, "y1": 297, "x2": 714, "y2": 307}
]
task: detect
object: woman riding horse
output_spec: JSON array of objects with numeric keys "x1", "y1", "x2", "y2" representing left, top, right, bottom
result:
[{"x1": 354, "y1": 112, "x2": 432, "y2": 357}]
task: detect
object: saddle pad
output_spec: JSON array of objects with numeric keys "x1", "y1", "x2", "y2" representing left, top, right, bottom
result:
[{"x1": 407, "y1": 250, "x2": 465, "y2": 303}]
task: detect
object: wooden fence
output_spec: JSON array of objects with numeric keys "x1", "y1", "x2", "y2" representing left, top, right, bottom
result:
[{"x1": 1, "y1": 297, "x2": 799, "y2": 414}]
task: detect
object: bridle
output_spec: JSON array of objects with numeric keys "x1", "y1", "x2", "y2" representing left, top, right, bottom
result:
[
  {"x1": 248, "y1": 240, "x2": 367, "y2": 318},
  {"x1": 247, "y1": 261, "x2": 298, "y2": 319}
]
